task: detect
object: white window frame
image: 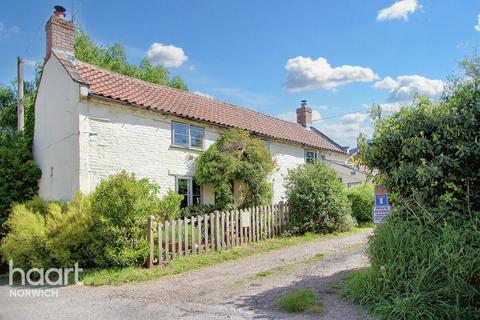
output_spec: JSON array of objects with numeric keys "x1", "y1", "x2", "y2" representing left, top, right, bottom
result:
[
  {"x1": 304, "y1": 150, "x2": 318, "y2": 164},
  {"x1": 175, "y1": 176, "x2": 202, "y2": 207},
  {"x1": 171, "y1": 121, "x2": 205, "y2": 150}
]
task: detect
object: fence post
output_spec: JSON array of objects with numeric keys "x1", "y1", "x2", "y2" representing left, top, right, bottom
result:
[
  {"x1": 215, "y1": 211, "x2": 220, "y2": 250},
  {"x1": 279, "y1": 201, "x2": 284, "y2": 233},
  {"x1": 158, "y1": 223, "x2": 163, "y2": 262},
  {"x1": 146, "y1": 215, "x2": 154, "y2": 268}
]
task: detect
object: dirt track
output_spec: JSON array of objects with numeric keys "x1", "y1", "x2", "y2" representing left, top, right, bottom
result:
[{"x1": 0, "y1": 229, "x2": 374, "y2": 320}]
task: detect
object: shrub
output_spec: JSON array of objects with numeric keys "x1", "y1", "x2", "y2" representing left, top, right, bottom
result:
[
  {"x1": 179, "y1": 203, "x2": 221, "y2": 218},
  {"x1": 0, "y1": 132, "x2": 41, "y2": 236},
  {"x1": 346, "y1": 184, "x2": 374, "y2": 223},
  {"x1": 344, "y1": 58, "x2": 480, "y2": 319},
  {"x1": 195, "y1": 129, "x2": 275, "y2": 210},
  {"x1": 158, "y1": 190, "x2": 183, "y2": 221},
  {"x1": 44, "y1": 194, "x2": 93, "y2": 267},
  {"x1": 343, "y1": 215, "x2": 480, "y2": 319},
  {"x1": 0, "y1": 204, "x2": 50, "y2": 269},
  {"x1": 284, "y1": 161, "x2": 353, "y2": 234},
  {"x1": 0, "y1": 193, "x2": 93, "y2": 269},
  {"x1": 89, "y1": 172, "x2": 181, "y2": 267}
]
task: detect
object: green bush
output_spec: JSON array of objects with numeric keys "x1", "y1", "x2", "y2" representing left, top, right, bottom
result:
[
  {"x1": 0, "y1": 132, "x2": 41, "y2": 236},
  {"x1": 0, "y1": 193, "x2": 93, "y2": 269},
  {"x1": 346, "y1": 184, "x2": 374, "y2": 223},
  {"x1": 179, "y1": 203, "x2": 221, "y2": 218},
  {"x1": 343, "y1": 215, "x2": 480, "y2": 319},
  {"x1": 344, "y1": 58, "x2": 480, "y2": 319},
  {"x1": 195, "y1": 129, "x2": 275, "y2": 210},
  {"x1": 284, "y1": 161, "x2": 353, "y2": 234},
  {"x1": 89, "y1": 172, "x2": 181, "y2": 267}
]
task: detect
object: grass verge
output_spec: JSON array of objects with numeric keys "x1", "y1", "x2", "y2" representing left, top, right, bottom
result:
[
  {"x1": 80, "y1": 226, "x2": 371, "y2": 286},
  {"x1": 276, "y1": 288, "x2": 324, "y2": 313}
]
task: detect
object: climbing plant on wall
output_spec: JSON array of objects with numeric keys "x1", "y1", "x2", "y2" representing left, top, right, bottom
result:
[{"x1": 195, "y1": 129, "x2": 276, "y2": 210}]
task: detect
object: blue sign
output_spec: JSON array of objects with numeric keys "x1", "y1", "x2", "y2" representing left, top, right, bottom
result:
[{"x1": 375, "y1": 193, "x2": 388, "y2": 206}]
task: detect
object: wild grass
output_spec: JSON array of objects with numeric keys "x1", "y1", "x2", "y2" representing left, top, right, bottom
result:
[
  {"x1": 342, "y1": 218, "x2": 480, "y2": 320},
  {"x1": 276, "y1": 288, "x2": 324, "y2": 313},
  {"x1": 80, "y1": 226, "x2": 371, "y2": 286}
]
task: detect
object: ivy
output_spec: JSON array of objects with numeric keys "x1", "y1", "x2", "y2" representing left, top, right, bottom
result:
[{"x1": 195, "y1": 129, "x2": 276, "y2": 210}]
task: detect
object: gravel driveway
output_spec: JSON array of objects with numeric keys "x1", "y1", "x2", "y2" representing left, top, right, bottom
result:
[{"x1": 0, "y1": 229, "x2": 374, "y2": 320}]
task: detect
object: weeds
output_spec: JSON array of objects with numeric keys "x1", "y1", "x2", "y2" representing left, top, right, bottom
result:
[{"x1": 276, "y1": 288, "x2": 324, "y2": 313}]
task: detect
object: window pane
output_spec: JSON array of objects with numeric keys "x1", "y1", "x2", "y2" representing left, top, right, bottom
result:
[
  {"x1": 190, "y1": 126, "x2": 204, "y2": 148},
  {"x1": 192, "y1": 179, "x2": 201, "y2": 205},
  {"x1": 173, "y1": 123, "x2": 188, "y2": 146},
  {"x1": 192, "y1": 195, "x2": 201, "y2": 205},
  {"x1": 305, "y1": 151, "x2": 316, "y2": 164},
  {"x1": 177, "y1": 178, "x2": 189, "y2": 208}
]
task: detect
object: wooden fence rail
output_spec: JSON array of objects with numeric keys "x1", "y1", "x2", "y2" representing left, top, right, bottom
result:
[{"x1": 146, "y1": 201, "x2": 289, "y2": 268}]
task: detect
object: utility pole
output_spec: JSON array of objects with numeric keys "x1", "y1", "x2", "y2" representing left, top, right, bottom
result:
[{"x1": 17, "y1": 56, "x2": 24, "y2": 133}]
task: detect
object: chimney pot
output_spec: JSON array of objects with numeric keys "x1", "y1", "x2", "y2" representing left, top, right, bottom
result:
[
  {"x1": 296, "y1": 100, "x2": 312, "y2": 128},
  {"x1": 54, "y1": 5, "x2": 66, "y2": 18}
]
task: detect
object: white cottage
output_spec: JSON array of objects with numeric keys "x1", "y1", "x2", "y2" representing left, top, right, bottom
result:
[{"x1": 34, "y1": 12, "x2": 364, "y2": 206}]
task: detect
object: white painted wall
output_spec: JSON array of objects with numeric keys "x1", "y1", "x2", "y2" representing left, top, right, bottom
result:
[
  {"x1": 33, "y1": 56, "x2": 80, "y2": 200},
  {"x1": 77, "y1": 100, "x2": 219, "y2": 198},
  {"x1": 270, "y1": 142, "x2": 306, "y2": 203}
]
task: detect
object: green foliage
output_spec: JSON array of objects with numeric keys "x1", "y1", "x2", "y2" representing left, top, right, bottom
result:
[
  {"x1": 75, "y1": 30, "x2": 188, "y2": 90},
  {"x1": 0, "y1": 204, "x2": 49, "y2": 269},
  {"x1": 343, "y1": 215, "x2": 480, "y2": 319},
  {"x1": 0, "y1": 132, "x2": 41, "y2": 236},
  {"x1": 0, "y1": 193, "x2": 93, "y2": 269},
  {"x1": 180, "y1": 203, "x2": 221, "y2": 218},
  {"x1": 361, "y1": 81, "x2": 480, "y2": 223},
  {"x1": 89, "y1": 172, "x2": 181, "y2": 267},
  {"x1": 275, "y1": 289, "x2": 324, "y2": 313},
  {"x1": 346, "y1": 184, "x2": 374, "y2": 223},
  {"x1": 345, "y1": 58, "x2": 480, "y2": 319},
  {"x1": 284, "y1": 161, "x2": 353, "y2": 234},
  {"x1": 158, "y1": 190, "x2": 183, "y2": 221},
  {"x1": 195, "y1": 129, "x2": 275, "y2": 210}
]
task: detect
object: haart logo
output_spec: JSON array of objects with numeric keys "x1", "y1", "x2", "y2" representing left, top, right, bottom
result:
[{"x1": 8, "y1": 260, "x2": 83, "y2": 298}]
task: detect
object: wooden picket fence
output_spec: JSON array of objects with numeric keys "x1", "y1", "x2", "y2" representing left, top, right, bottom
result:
[{"x1": 145, "y1": 202, "x2": 289, "y2": 268}]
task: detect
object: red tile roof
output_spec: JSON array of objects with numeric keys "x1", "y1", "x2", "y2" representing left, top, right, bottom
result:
[{"x1": 54, "y1": 50, "x2": 345, "y2": 153}]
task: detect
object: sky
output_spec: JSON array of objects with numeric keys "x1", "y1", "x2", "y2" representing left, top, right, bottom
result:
[{"x1": 0, "y1": 0, "x2": 479, "y2": 147}]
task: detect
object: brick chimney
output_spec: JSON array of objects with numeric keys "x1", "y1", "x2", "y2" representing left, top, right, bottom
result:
[
  {"x1": 296, "y1": 100, "x2": 312, "y2": 128},
  {"x1": 45, "y1": 6, "x2": 75, "y2": 61}
]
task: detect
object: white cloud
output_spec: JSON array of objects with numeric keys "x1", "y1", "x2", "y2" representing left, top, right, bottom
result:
[
  {"x1": 284, "y1": 56, "x2": 378, "y2": 92},
  {"x1": 146, "y1": 42, "x2": 187, "y2": 68},
  {"x1": 379, "y1": 101, "x2": 405, "y2": 113},
  {"x1": 475, "y1": 14, "x2": 480, "y2": 32},
  {"x1": 193, "y1": 91, "x2": 214, "y2": 99},
  {"x1": 373, "y1": 75, "x2": 444, "y2": 101},
  {"x1": 377, "y1": 0, "x2": 420, "y2": 21},
  {"x1": 316, "y1": 123, "x2": 373, "y2": 148},
  {"x1": 342, "y1": 112, "x2": 369, "y2": 124},
  {"x1": 373, "y1": 76, "x2": 398, "y2": 89},
  {"x1": 276, "y1": 109, "x2": 322, "y2": 123},
  {"x1": 0, "y1": 22, "x2": 20, "y2": 38}
]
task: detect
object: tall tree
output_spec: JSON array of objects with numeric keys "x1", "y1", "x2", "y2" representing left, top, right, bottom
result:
[{"x1": 75, "y1": 31, "x2": 188, "y2": 90}]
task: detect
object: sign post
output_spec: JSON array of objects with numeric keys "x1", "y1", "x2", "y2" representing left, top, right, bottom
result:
[{"x1": 372, "y1": 185, "x2": 391, "y2": 224}]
